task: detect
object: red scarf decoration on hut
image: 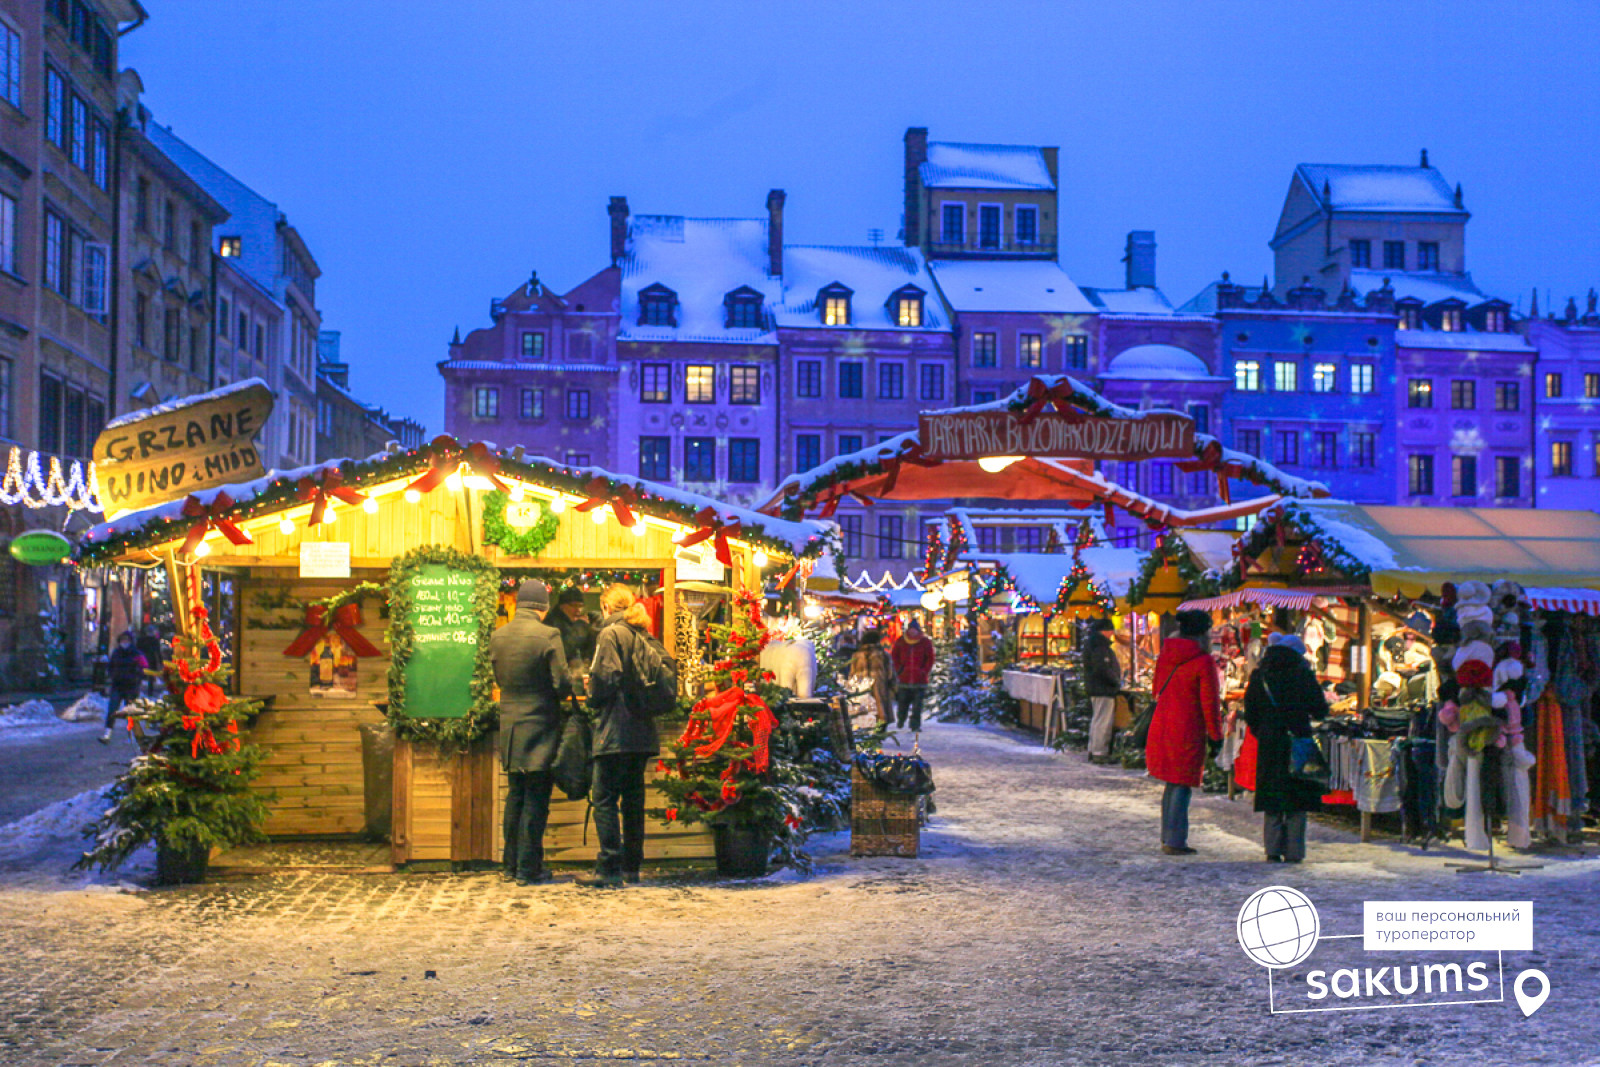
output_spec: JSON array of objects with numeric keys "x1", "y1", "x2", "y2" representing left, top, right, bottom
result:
[
  {"x1": 174, "y1": 569, "x2": 236, "y2": 757},
  {"x1": 282, "y1": 602, "x2": 382, "y2": 658}
]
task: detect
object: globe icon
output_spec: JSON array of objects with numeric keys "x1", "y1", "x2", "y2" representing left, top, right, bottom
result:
[{"x1": 1237, "y1": 886, "x2": 1320, "y2": 968}]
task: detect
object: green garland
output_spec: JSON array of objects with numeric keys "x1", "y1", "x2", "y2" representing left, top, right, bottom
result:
[
  {"x1": 480, "y1": 490, "x2": 561, "y2": 558},
  {"x1": 315, "y1": 581, "x2": 387, "y2": 618},
  {"x1": 385, "y1": 545, "x2": 500, "y2": 746},
  {"x1": 1125, "y1": 535, "x2": 1220, "y2": 607}
]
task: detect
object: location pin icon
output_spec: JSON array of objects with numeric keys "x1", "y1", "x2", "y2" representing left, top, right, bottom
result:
[{"x1": 1514, "y1": 969, "x2": 1550, "y2": 1018}]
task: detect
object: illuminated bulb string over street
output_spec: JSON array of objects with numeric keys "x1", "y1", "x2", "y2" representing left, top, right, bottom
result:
[{"x1": 0, "y1": 448, "x2": 103, "y2": 512}]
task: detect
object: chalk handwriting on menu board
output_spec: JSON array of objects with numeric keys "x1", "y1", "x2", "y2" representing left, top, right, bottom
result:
[{"x1": 401, "y1": 564, "x2": 479, "y2": 718}]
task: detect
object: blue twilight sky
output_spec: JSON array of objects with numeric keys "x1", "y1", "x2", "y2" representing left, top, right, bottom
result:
[{"x1": 123, "y1": 0, "x2": 1600, "y2": 433}]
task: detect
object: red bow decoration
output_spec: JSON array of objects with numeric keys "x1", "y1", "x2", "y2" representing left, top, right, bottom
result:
[
  {"x1": 405, "y1": 435, "x2": 461, "y2": 495},
  {"x1": 283, "y1": 602, "x2": 382, "y2": 658},
  {"x1": 1017, "y1": 378, "x2": 1088, "y2": 425},
  {"x1": 776, "y1": 557, "x2": 813, "y2": 590},
  {"x1": 677, "y1": 506, "x2": 742, "y2": 567},
  {"x1": 463, "y1": 441, "x2": 510, "y2": 493},
  {"x1": 574, "y1": 476, "x2": 640, "y2": 527},
  {"x1": 295, "y1": 468, "x2": 367, "y2": 527},
  {"x1": 677, "y1": 687, "x2": 779, "y2": 775},
  {"x1": 180, "y1": 492, "x2": 252, "y2": 557}
]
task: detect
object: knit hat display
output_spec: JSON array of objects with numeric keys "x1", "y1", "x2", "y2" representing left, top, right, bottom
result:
[
  {"x1": 1454, "y1": 580, "x2": 1492, "y2": 606},
  {"x1": 1455, "y1": 660, "x2": 1494, "y2": 689},
  {"x1": 1455, "y1": 603, "x2": 1494, "y2": 627},
  {"x1": 1453, "y1": 641, "x2": 1495, "y2": 671}
]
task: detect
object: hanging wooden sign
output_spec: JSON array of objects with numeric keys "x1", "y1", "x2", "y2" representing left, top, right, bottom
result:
[
  {"x1": 917, "y1": 408, "x2": 1194, "y2": 462},
  {"x1": 92, "y1": 379, "x2": 275, "y2": 519}
]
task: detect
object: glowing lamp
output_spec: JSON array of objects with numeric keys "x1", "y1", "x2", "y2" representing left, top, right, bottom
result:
[
  {"x1": 978, "y1": 456, "x2": 1024, "y2": 473},
  {"x1": 943, "y1": 580, "x2": 970, "y2": 603},
  {"x1": 920, "y1": 591, "x2": 943, "y2": 611},
  {"x1": 753, "y1": 549, "x2": 769, "y2": 568},
  {"x1": 445, "y1": 470, "x2": 464, "y2": 492},
  {"x1": 803, "y1": 601, "x2": 823, "y2": 619},
  {"x1": 362, "y1": 497, "x2": 379, "y2": 514},
  {"x1": 278, "y1": 517, "x2": 295, "y2": 535},
  {"x1": 510, "y1": 483, "x2": 525, "y2": 502},
  {"x1": 192, "y1": 540, "x2": 212, "y2": 558},
  {"x1": 462, "y1": 475, "x2": 495, "y2": 491},
  {"x1": 550, "y1": 496, "x2": 566, "y2": 514},
  {"x1": 404, "y1": 489, "x2": 421, "y2": 504},
  {"x1": 591, "y1": 507, "x2": 607, "y2": 526},
  {"x1": 631, "y1": 521, "x2": 647, "y2": 537}
]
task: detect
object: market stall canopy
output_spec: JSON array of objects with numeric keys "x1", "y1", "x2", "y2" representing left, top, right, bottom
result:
[
  {"x1": 1522, "y1": 587, "x2": 1600, "y2": 617},
  {"x1": 1242, "y1": 501, "x2": 1600, "y2": 598},
  {"x1": 1180, "y1": 586, "x2": 1368, "y2": 612},
  {"x1": 78, "y1": 437, "x2": 838, "y2": 566},
  {"x1": 951, "y1": 546, "x2": 1147, "y2": 613},
  {"x1": 761, "y1": 375, "x2": 1328, "y2": 522}
]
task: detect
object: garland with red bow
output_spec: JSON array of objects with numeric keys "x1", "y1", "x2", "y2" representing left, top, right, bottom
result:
[
  {"x1": 678, "y1": 506, "x2": 742, "y2": 567},
  {"x1": 404, "y1": 435, "x2": 511, "y2": 496},
  {"x1": 574, "y1": 476, "x2": 640, "y2": 528},
  {"x1": 180, "y1": 491, "x2": 253, "y2": 557},
  {"x1": 296, "y1": 468, "x2": 368, "y2": 526},
  {"x1": 282, "y1": 597, "x2": 384, "y2": 659}
]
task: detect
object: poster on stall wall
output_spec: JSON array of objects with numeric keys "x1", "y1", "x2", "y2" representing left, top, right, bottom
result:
[
  {"x1": 675, "y1": 542, "x2": 725, "y2": 583},
  {"x1": 300, "y1": 541, "x2": 351, "y2": 578},
  {"x1": 307, "y1": 634, "x2": 360, "y2": 697}
]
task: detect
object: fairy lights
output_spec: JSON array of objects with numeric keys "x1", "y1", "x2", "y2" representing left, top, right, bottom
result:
[{"x1": 0, "y1": 448, "x2": 102, "y2": 512}]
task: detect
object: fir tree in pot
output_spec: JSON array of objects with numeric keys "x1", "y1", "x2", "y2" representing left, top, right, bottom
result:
[
  {"x1": 77, "y1": 575, "x2": 270, "y2": 886},
  {"x1": 655, "y1": 591, "x2": 798, "y2": 877}
]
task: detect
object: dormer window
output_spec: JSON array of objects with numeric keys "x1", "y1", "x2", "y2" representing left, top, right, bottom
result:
[
  {"x1": 638, "y1": 283, "x2": 677, "y2": 327},
  {"x1": 888, "y1": 284, "x2": 925, "y2": 327},
  {"x1": 1397, "y1": 299, "x2": 1422, "y2": 331},
  {"x1": 1484, "y1": 308, "x2": 1507, "y2": 332},
  {"x1": 723, "y1": 286, "x2": 764, "y2": 330},
  {"x1": 818, "y1": 282, "x2": 853, "y2": 326},
  {"x1": 1440, "y1": 307, "x2": 1462, "y2": 332}
]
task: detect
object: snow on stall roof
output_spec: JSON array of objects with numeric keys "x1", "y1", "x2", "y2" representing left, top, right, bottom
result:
[
  {"x1": 1175, "y1": 529, "x2": 1241, "y2": 575},
  {"x1": 1100, "y1": 344, "x2": 1224, "y2": 382},
  {"x1": 620, "y1": 216, "x2": 779, "y2": 345},
  {"x1": 85, "y1": 448, "x2": 836, "y2": 556},
  {"x1": 1298, "y1": 164, "x2": 1463, "y2": 214},
  {"x1": 928, "y1": 260, "x2": 1094, "y2": 314},
  {"x1": 1283, "y1": 501, "x2": 1402, "y2": 572},
  {"x1": 1395, "y1": 329, "x2": 1533, "y2": 353},
  {"x1": 104, "y1": 377, "x2": 270, "y2": 430},
  {"x1": 961, "y1": 547, "x2": 1146, "y2": 604},
  {"x1": 775, "y1": 245, "x2": 947, "y2": 331},
  {"x1": 1348, "y1": 269, "x2": 1493, "y2": 307},
  {"x1": 1081, "y1": 286, "x2": 1175, "y2": 315},
  {"x1": 438, "y1": 361, "x2": 622, "y2": 373},
  {"x1": 921, "y1": 142, "x2": 1055, "y2": 190}
]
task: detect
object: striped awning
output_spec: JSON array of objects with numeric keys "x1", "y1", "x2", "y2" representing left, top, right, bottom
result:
[
  {"x1": 1179, "y1": 587, "x2": 1365, "y2": 613},
  {"x1": 1523, "y1": 587, "x2": 1600, "y2": 616}
]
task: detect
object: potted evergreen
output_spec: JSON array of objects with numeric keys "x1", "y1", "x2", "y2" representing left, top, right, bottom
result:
[{"x1": 78, "y1": 596, "x2": 270, "y2": 885}]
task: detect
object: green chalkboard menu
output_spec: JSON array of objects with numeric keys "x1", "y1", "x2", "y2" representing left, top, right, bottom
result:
[
  {"x1": 401, "y1": 564, "x2": 478, "y2": 718},
  {"x1": 386, "y1": 545, "x2": 499, "y2": 741}
]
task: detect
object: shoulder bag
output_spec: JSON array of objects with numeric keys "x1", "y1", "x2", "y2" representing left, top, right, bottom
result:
[{"x1": 1262, "y1": 675, "x2": 1330, "y2": 788}]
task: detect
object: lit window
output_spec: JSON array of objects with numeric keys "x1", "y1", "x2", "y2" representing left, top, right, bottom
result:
[
  {"x1": 1019, "y1": 334, "x2": 1043, "y2": 369},
  {"x1": 796, "y1": 360, "x2": 821, "y2": 399},
  {"x1": 1485, "y1": 309, "x2": 1507, "y2": 332},
  {"x1": 728, "y1": 438, "x2": 760, "y2": 482},
  {"x1": 1495, "y1": 382, "x2": 1520, "y2": 411},
  {"x1": 1398, "y1": 304, "x2": 1420, "y2": 330},
  {"x1": 1585, "y1": 373, "x2": 1600, "y2": 400},
  {"x1": 1545, "y1": 372, "x2": 1563, "y2": 399},
  {"x1": 1407, "y1": 379, "x2": 1433, "y2": 409},
  {"x1": 1273, "y1": 361, "x2": 1298, "y2": 392},
  {"x1": 1418, "y1": 242, "x2": 1440, "y2": 271},
  {"x1": 1451, "y1": 455, "x2": 1477, "y2": 498},
  {"x1": 1234, "y1": 360, "x2": 1261, "y2": 391},
  {"x1": 1551, "y1": 441, "x2": 1573, "y2": 477},
  {"x1": 521, "y1": 332, "x2": 545, "y2": 359},
  {"x1": 919, "y1": 363, "x2": 945, "y2": 401},
  {"x1": 1495, "y1": 456, "x2": 1520, "y2": 499},
  {"x1": 895, "y1": 295, "x2": 922, "y2": 327},
  {"x1": 639, "y1": 437, "x2": 670, "y2": 480},
  {"x1": 822, "y1": 295, "x2": 850, "y2": 326},
  {"x1": 1408, "y1": 454, "x2": 1434, "y2": 496},
  {"x1": 1064, "y1": 336, "x2": 1088, "y2": 369},
  {"x1": 878, "y1": 362, "x2": 904, "y2": 400},
  {"x1": 1311, "y1": 363, "x2": 1336, "y2": 393},
  {"x1": 685, "y1": 365, "x2": 715, "y2": 403},
  {"x1": 1440, "y1": 307, "x2": 1462, "y2": 332},
  {"x1": 729, "y1": 365, "x2": 760, "y2": 404},
  {"x1": 1450, "y1": 380, "x2": 1476, "y2": 410},
  {"x1": 564, "y1": 388, "x2": 590, "y2": 420},
  {"x1": 640, "y1": 363, "x2": 670, "y2": 403},
  {"x1": 473, "y1": 387, "x2": 498, "y2": 418},
  {"x1": 684, "y1": 437, "x2": 716, "y2": 481},
  {"x1": 973, "y1": 333, "x2": 997, "y2": 368},
  {"x1": 520, "y1": 388, "x2": 543, "y2": 419},
  {"x1": 219, "y1": 236, "x2": 241, "y2": 257},
  {"x1": 1350, "y1": 364, "x2": 1374, "y2": 394},
  {"x1": 1349, "y1": 239, "x2": 1371, "y2": 268}
]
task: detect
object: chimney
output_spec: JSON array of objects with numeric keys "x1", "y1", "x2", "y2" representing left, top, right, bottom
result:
[
  {"x1": 766, "y1": 189, "x2": 786, "y2": 277},
  {"x1": 903, "y1": 127, "x2": 928, "y2": 247},
  {"x1": 1420, "y1": 148, "x2": 1430, "y2": 168},
  {"x1": 1123, "y1": 231, "x2": 1157, "y2": 290},
  {"x1": 1040, "y1": 145, "x2": 1059, "y2": 186},
  {"x1": 607, "y1": 196, "x2": 629, "y2": 266}
]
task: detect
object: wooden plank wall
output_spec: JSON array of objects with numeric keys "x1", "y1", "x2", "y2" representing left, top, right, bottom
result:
[{"x1": 238, "y1": 579, "x2": 388, "y2": 837}]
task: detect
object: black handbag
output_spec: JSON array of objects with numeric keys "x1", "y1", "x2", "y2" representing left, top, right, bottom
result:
[
  {"x1": 856, "y1": 752, "x2": 935, "y2": 796},
  {"x1": 1262, "y1": 676, "x2": 1330, "y2": 787},
  {"x1": 1129, "y1": 669, "x2": 1177, "y2": 749},
  {"x1": 553, "y1": 710, "x2": 593, "y2": 800}
]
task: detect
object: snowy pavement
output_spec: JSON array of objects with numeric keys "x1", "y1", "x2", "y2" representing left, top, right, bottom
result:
[{"x1": 1, "y1": 720, "x2": 1597, "y2": 1066}]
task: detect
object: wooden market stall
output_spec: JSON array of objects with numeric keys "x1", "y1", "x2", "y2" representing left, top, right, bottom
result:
[{"x1": 80, "y1": 436, "x2": 835, "y2": 869}]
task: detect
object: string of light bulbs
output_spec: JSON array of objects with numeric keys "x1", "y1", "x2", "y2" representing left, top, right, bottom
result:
[{"x1": 0, "y1": 447, "x2": 102, "y2": 512}]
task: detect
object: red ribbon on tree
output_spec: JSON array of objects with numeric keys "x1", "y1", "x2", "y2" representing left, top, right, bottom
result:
[
  {"x1": 295, "y1": 468, "x2": 367, "y2": 527},
  {"x1": 677, "y1": 506, "x2": 742, "y2": 567},
  {"x1": 282, "y1": 602, "x2": 382, "y2": 658},
  {"x1": 574, "y1": 476, "x2": 640, "y2": 527},
  {"x1": 179, "y1": 492, "x2": 253, "y2": 558},
  {"x1": 1016, "y1": 377, "x2": 1089, "y2": 425}
]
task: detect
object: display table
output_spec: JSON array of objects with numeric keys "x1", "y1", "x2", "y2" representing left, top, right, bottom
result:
[{"x1": 1002, "y1": 670, "x2": 1063, "y2": 735}]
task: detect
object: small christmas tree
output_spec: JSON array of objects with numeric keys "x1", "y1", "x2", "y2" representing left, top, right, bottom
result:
[{"x1": 78, "y1": 572, "x2": 270, "y2": 879}]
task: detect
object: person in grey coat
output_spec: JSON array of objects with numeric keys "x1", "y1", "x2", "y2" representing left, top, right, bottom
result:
[
  {"x1": 577, "y1": 583, "x2": 661, "y2": 888},
  {"x1": 489, "y1": 579, "x2": 569, "y2": 885}
]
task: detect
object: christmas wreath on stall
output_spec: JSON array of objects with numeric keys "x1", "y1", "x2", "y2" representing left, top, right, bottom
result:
[
  {"x1": 385, "y1": 544, "x2": 501, "y2": 746},
  {"x1": 481, "y1": 489, "x2": 561, "y2": 558}
]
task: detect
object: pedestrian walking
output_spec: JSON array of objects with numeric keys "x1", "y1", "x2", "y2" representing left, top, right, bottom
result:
[
  {"x1": 99, "y1": 631, "x2": 147, "y2": 743},
  {"x1": 1242, "y1": 633, "x2": 1328, "y2": 863},
  {"x1": 137, "y1": 624, "x2": 165, "y2": 696},
  {"x1": 1145, "y1": 610, "x2": 1222, "y2": 855},
  {"x1": 579, "y1": 584, "x2": 668, "y2": 888},
  {"x1": 849, "y1": 629, "x2": 897, "y2": 725},
  {"x1": 489, "y1": 580, "x2": 570, "y2": 885},
  {"x1": 1083, "y1": 618, "x2": 1123, "y2": 763},
  {"x1": 889, "y1": 619, "x2": 935, "y2": 732}
]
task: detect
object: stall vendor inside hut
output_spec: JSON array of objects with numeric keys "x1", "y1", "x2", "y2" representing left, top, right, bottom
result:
[{"x1": 549, "y1": 585, "x2": 600, "y2": 696}]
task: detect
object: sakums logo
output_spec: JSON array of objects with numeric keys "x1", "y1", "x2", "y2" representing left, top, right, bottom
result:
[{"x1": 1235, "y1": 887, "x2": 1550, "y2": 1018}]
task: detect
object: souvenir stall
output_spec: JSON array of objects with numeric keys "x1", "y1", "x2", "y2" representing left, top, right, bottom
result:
[
  {"x1": 1210, "y1": 500, "x2": 1600, "y2": 853},
  {"x1": 80, "y1": 430, "x2": 835, "y2": 870}
]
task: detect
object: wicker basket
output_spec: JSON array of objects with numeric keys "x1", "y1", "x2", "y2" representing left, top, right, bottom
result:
[{"x1": 851, "y1": 767, "x2": 920, "y2": 857}]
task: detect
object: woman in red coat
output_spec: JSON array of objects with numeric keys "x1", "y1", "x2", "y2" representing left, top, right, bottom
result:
[{"x1": 1146, "y1": 610, "x2": 1222, "y2": 855}]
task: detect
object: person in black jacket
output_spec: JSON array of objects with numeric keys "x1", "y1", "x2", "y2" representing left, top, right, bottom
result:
[
  {"x1": 1242, "y1": 634, "x2": 1329, "y2": 863},
  {"x1": 1084, "y1": 618, "x2": 1123, "y2": 763},
  {"x1": 100, "y1": 631, "x2": 148, "y2": 743},
  {"x1": 489, "y1": 580, "x2": 570, "y2": 885},
  {"x1": 577, "y1": 584, "x2": 662, "y2": 888}
]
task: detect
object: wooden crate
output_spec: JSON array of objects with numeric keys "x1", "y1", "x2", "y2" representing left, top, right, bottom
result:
[{"x1": 850, "y1": 768, "x2": 920, "y2": 858}]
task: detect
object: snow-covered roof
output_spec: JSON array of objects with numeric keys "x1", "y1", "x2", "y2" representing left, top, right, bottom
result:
[
  {"x1": 921, "y1": 141, "x2": 1055, "y2": 191},
  {"x1": 1297, "y1": 164, "x2": 1464, "y2": 214},
  {"x1": 1395, "y1": 329, "x2": 1533, "y2": 353},
  {"x1": 619, "y1": 215, "x2": 779, "y2": 345},
  {"x1": 104, "y1": 377, "x2": 269, "y2": 430},
  {"x1": 1348, "y1": 269, "x2": 1493, "y2": 307},
  {"x1": 438, "y1": 361, "x2": 622, "y2": 373},
  {"x1": 960, "y1": 547, "x2": 1146, "y2": 605},
  {"x1": 775, "y1": 245, "x2": 947, "y2": 331},
  {"x1": 1081, "y1": 286, "x2": 1175, "y2": 315},
  {"x1": 1100, "y1": 344, "x2": 1223, "y2": 382},
  {"x1": 928, "y1": 259, "x2": 1094, "y2": 314}
]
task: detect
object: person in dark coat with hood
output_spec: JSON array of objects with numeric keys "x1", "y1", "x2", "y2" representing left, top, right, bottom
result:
[
  {"x1": 489, "y1": 579, "x2": 570, "y2": 885},
  {"x1": 100, "y1": 630, "x2": 148, "y2": 743},
  {"x1": 1146, "y1": 610, "x2": 1222, "y2": 855},
  {"x1": 1242, "y1": 633, "x2": 1328, "y2": 863},
  {"x1": 1083, "y1": 617, "x2": 1123, "y2": 762},
  {"x1": 578, "y1": 583, "x2": 663, "y2": 888}
]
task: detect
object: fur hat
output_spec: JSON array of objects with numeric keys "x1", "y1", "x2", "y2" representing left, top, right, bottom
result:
[
  {"x1": 1455, "y1": 580, "x2": 1493, "y2": 606},
  {"x1": 1455, "y1": 603, "x2": 1494, "y2": 627},
  {"x1": 1493, "y1": 659, "x2": 1525, "y2": 688},
  {"x1": 1453, "y1": 641, "x2": 1495, "y2": 671},
  {"x1": 1455, "y1": 660, "x2": 1494, "y2": 689}
]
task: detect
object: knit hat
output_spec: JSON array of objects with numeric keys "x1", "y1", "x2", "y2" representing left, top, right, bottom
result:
[
  {"x1": 517, "y1": 579, "x2": 550, "y2": 611},
  {"x1": 1455, "y1": 580, "x2": 1492, "y2": 606},
  {"x1": 556, "y1": 586, "x2": 586, "y2": 606},
  {"x1": 1176, "y1": 610, "x2": 1211, "y2": 638},
  {"x1": 1456, "y1": 603, "x2": 1494, "y2": 627},
  {"x1": 1493, "y1": 659, "x2": 1525, "y2": 688},
  {"x1": 1272, "y1": 634, "x2": 1307, "y2": 655},
  {"x1": 1455, "y1": 660, "x2": 1494, "y2": 689},
  {"x1": 1453, "y1": 641, "x2": 1495, "y2": 670}
]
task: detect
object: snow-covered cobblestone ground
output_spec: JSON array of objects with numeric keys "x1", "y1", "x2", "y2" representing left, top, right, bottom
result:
[{"x1": 2, "y1": 721, "x2": 1597, "y2": 1066}]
